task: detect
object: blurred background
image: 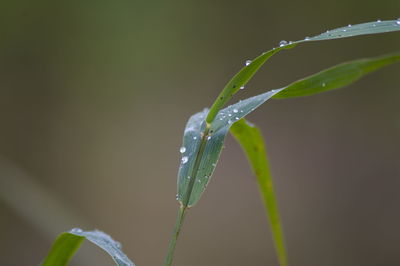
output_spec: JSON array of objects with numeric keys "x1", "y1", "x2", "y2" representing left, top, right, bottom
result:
[{"x1": 1, "y1": 0, "x2": 399, "y2": 265}]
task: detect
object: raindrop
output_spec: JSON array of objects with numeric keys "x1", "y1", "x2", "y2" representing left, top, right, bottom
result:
[
  {"x1": 235, "y1": 117, "x2": 239, "y2": 120},
  {"x1": 304, "y1": 36, "x2": 310, "y2": 40},
  {"x1": 279, "y1": 40, "x2": 288, "y2": 47},
  {"x1": 181, "y1": 156, "x2": 188, "y2": 164},
  {"x1": 396, "y1": 18, "x2": 400, "y2": 25},
  {"x1": 240, "y1": 86, "x2": 245, "y2": 90},
  {"x1": 193, "y1": 136, "x2": 197, "y2": 140},
  {"x1": 377, "y1": 19, "x2": 381, "y2": 22},
  {"x1": 207, "y1": 136, "x2": 211, "y2": 140},
  {"x1": 228, "y1": 113, "x2": 232, "y2": 117},
  {"x1": 70, "y1": 228, "x2": 83, "y2": 234},
  {"x1": 233, "y1": 108, "x2": 238, "y2": 113},
  {"x1": 240, "y1": 110, "x2": 244, "y2": 113},
  {"x1": 114, "y1": 241, "x2": 122, "y2": 249},
  {"x1": 348, "y1": 24, "x2": 352, "y2": 27},
  {"x1": 342, "y1": 29, "x2": 347, "y2": 32},
  {"x1": 179, "y1": 147, "x2": 186, "y2": 153},
  {"x1": 228, "y1": 119, "x2": 232, "y2": 124},
  {"x1": 245, "y1": 60, "x2": 252, "y2": 66}
]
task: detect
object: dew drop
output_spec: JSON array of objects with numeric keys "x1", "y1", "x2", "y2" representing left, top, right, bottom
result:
[
  {"x1": 187, "y1": 176, "x2": 191, "y2": 179},
  {"x1": 279, "y1": 40, "x2": 288, "y2": 47},
  {"x1": 207, "y1": 136, "x2": 211, "y2": 140},
  {"x1": 245, "y1": 60, "x2": 252, "y2": 66},
  {"x1": 114, "y1": 241, "x2": 122, "y2": 249},
  {"x1": 228, "y1": 119, "x2": 232, "y2": 124},
  {"x1": 181, "y1": 156, "x2": 188, "y2": 164},
  {"x1": 197, "y1": 179, "x2": 201, "y2": 183},
  {"x1": 235, "y1": 117, "x2": 239, "y2": 120},
  {"x1": 70, "y1": 228, "x2": 83, "y2": 234},
  {"x1": 179, "y1": 147, "x2": 186, "y2": 153},
  {"x1": 193, "y1": 136, "x2": 197, "y2": 140},
  {"x1": 322, "y1": 82, "x2": 326, "y2": 87},
  {"x1": 304, "y1": 36, "x2": 310, "y2": 40},
  {"x1": 377, "y1": 19, "x2": 381, "y2": 22},
  {"x1": 228, "y1": 113, "x2": 232, "y2": 117},
  {"x1": 176, "y1": 194, "x2": 180, "y2": 200},
  {"x1": 212, "y1": 163, "x2": 216, "y2": 167},
  {"x1": 233, "y1": 108, "x2": 238, "y2": 113},
  {"x1": 396, "y1": 18, "x2": 400, "y2": 25},
  {"x1": 348, "y1": 24, "x2": 352, "y2": 27},
  {"x1": 240, "y1": 86, "x2": 245, "y2": 90}
]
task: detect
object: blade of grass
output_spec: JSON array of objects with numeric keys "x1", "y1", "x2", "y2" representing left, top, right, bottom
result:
[
  {"x1": 167, "y1": 20, "x2": 400, "y2": 266},
  {"x1": 42, "y1": 229, "x2": 135, "y2": 266},
  {"x1": 230, "y1": 119, "x2": 287, "y2": 266},
  {"x1": 273, "y1": 52, "x2": 400, "y2": 99},
  {"x1": 42, "y1": 233, "x2": 84, "y2": 266},
  {"x1": 206, "y1": 19, "x2": 400, "y2": 123}
]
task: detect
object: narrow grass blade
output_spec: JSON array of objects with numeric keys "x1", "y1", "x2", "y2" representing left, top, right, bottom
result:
[
  {"x1": 230, "y1": 119, "x2": 288, "y2": 266},
  {"x1": 205, "y1": 19, "x2": 400, "y2": 123},
  {"x1": 178, "y1": 89, "x2": 283, "y2": 207},
  {"x1": 179, "y1": 51, "x2": 399, "y2": 208},
  {"x1": 42, "y1": 229, "x2": 135, "y2": 266},
  {"x1": 41, "y1": 232, "x2": 84, "y2": 266},
  {"x1": 273, "y1": 52, "x2": 400, "y2": 99}
]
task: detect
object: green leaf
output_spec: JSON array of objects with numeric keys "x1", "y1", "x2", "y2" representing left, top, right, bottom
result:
[
  {"x1": 273, "y1": 52, "x2": 400, "y2": 99},
  {"x1": 177, "y1": 89, "x2": 284, "y2": 207},
  {"x1": 230, "y1": 119, "x2": 287, "y2": 266},
  {"x1": 42, "y1": 228, "x2": 135, "y2": 266},
  {"x1": 178, "y1": 50, "x2": 399, "y2": 208},
  {"x1": 205, "y1": 19, "x2": 400, "y2": 123},
  {"x1": 41, "y1": 232, "x2": 84, "y2": 266}
]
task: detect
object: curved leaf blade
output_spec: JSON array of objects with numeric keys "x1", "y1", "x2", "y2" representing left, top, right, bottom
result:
[
  {"x1": 42, "y1": 232, "x2": 84, "y2": 266},
  {"x1": 205, "y1": 48, "x2": 288, "y2": 123},
  {"x1": 273, "y1": 52, "x2": 400, "y2": 99},
  {"x1": 307, "y1": 20, "x2": 400, "y2": 41},
  {"x1": 230, "y1": 119, "x2": 287, "y2": 266},
  {"x1": 205, "y1": 19, "x2": 400, "y2": 124},
  {"x1": 42, "y1": 229, "x2": 135, "y2": 266},
  {"x1": 179, "y1": 51, "x2": 399, "y2": 208},
  {"x1": 178, "y1": 90, "x2": 283, "y2": 207}
]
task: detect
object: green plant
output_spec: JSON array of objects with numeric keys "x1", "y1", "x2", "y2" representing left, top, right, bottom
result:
[{"x1": 42, "y1": 19, "x2": 400, "y2": 266}]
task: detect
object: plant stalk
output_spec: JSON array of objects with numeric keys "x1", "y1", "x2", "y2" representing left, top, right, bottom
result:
[
  {"x1": 163, "y1": 206, "x2": 187, "y2": 266},
  {"x1": 164, "y1": 124, "x2": 212, "y2": 266}
]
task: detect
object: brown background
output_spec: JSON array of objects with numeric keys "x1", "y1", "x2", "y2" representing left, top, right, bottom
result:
[{"x1": 1, "y1": 0, "x2": 399, "y2": 265}]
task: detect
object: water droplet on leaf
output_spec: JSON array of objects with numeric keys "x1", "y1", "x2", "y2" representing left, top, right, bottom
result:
[
  {"x1": 245, "y1": 60, "x2": 252, "y2": 66},
  {"x1": 181, "y1": 156, "x2": 188, "y2": 164},
  {"x1": 71, "y1": 228, "x2": 83, "y2": 234},
  {"x1": 279, "y1": 40, "x2": 288, "y2": 47},
  {"x1": 180, "y1": 147, "x2": 186, "y2": 153}
]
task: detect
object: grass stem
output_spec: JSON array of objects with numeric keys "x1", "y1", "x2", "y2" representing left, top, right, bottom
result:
[{"x1": 163, "y1": 206, "x2": 187, "y2": 266}]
